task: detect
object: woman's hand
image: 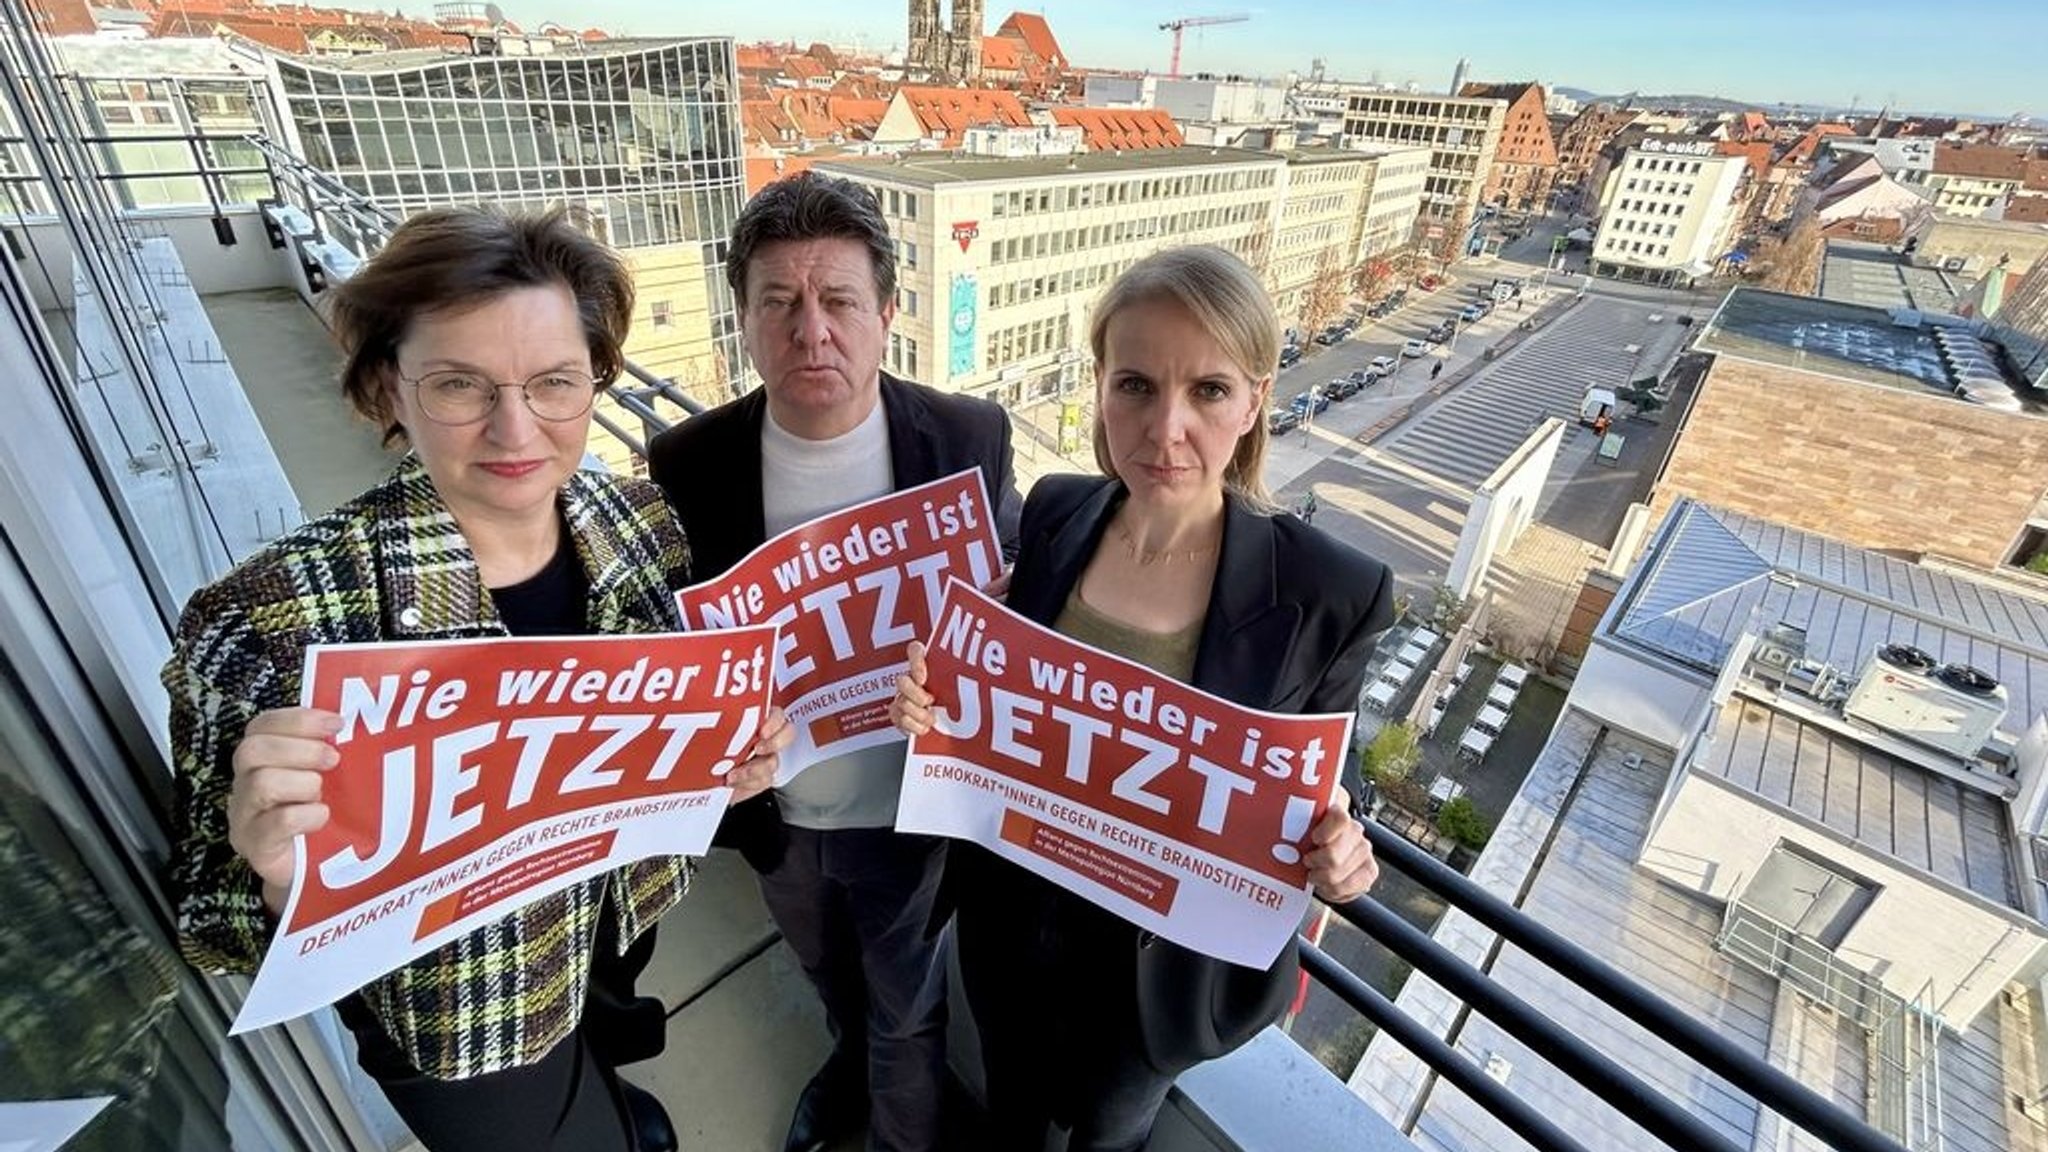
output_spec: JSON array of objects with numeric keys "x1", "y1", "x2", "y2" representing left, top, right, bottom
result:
[
  {"x1": 888, "y1": 641, "x2": 935, "y2": 736},
  {"x1": 1304, "y1": 786, "x2": 1379, "y2": 904},
  {"x1": 726, "y1": 706, "x2": 793, "y2": 803},
  {"x1": 981, "y1": 567, "x2": 1013, "y2": 603},
  {"x1": 228, "y1": 707, "x2": 342, "y2": 915}
]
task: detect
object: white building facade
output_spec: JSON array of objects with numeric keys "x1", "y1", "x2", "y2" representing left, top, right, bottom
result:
[
  {"x1": 818, "y1": 148, "x2": 1284, "y2": 408},
  {"x1": 1590, "y1": 137, "x2": 1747, "y2": 287}
]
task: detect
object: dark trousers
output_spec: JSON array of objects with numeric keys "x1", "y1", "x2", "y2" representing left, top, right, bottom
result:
[
  {"x1": 956, "y1": 880, "x2": 1174, "y2": 1152},
  {"x1": 756, "y1": 825, "x2": 948, "y2": 1152},
  {"x1": 339, "y1": 905, "x2": 662, "y2": 1152}
]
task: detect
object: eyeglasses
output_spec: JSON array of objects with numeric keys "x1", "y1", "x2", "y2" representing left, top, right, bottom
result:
[{"x1": 398, "y1": 369, "x2": 600, "y2": 425}]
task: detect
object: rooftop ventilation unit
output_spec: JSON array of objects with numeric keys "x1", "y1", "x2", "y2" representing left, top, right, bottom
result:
[{"x1": 1845, "y1": 643, "x2": 2009, "y2": 760}]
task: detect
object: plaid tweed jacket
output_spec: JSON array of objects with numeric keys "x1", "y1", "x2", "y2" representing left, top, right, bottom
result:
[{"x1": 166, "y1": 454, "x2": 694, "y2": 1079}]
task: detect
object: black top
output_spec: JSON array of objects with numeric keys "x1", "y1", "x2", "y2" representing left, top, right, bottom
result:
[{"x1": 488, "y1": 526, "x2": 587, "y2": 636}]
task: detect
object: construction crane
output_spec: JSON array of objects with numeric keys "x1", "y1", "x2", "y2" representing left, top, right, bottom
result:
[{"x1": 1158, "y1": 14, "x2": 1248, "y2": 79}]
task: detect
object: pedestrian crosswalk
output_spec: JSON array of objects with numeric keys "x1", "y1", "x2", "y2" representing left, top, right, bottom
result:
[{"x1": 1379, "y1": 300, "x2": 1654, "y2": 491}]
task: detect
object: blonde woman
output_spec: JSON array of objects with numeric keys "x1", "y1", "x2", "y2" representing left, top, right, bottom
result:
[{"x1": 891, "y1": 246, "x2": 1393, "y2": 1150}]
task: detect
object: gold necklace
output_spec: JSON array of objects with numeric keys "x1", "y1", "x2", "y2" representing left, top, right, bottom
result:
[{"x1": 1114, "y1": 523, "x2": 1218, "y2": 566}]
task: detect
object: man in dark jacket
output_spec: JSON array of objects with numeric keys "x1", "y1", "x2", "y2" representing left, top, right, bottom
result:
[{"x1": 647, "y1": 172, "x2": 1019, "y2": 1152}]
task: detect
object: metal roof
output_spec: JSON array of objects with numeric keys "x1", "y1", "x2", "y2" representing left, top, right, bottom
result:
[
  {"x1": 1695, "y1": 696, "x2": 2023, "y2": 912},
  {"x1": 1613, "y1": 501, "x2": 2048, "y2": 726}
]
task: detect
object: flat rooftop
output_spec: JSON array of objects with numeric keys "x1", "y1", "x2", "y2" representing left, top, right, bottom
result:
[
  {"x1": 1698, "y1": 286, "x2": 2046, "y2": 414},
  {"x1": 1819, "y1": 240, "x2": 1961, "y2": 313},
  {"x1": 305, "y1": 37, "x2": 722, "y2": 71},
  {"x1": 1365, "y1": 716, "x2": 2042, "y2": 1152},
  {"x1": 1695, "y1": 695, "x2": 2022, "y2": 912},
  {"x1": 815, "y1": 146, "x2": 1284, "y2": 187}
]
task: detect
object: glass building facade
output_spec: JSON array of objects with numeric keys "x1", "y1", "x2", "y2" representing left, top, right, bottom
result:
[{"x1": 269, "y1": 38, "x2": 749, "y2": 405}]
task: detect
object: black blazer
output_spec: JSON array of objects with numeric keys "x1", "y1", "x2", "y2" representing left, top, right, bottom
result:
[
  {"x1": 960, "y1": 473, "x2": 1394, "y2": 1074},
  {"x1": 646, "y1": 373, "x2": 1022, "y2": 868}
]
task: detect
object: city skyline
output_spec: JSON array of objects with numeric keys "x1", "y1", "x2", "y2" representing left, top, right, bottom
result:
[{"x1": 491, "y1": 0, "x2": 2040, "y2": 121}]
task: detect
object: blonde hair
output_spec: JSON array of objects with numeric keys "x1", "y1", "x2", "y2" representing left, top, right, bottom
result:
[{"x1": 1088, "y1": 246, "x2": 1278, "y2": 506}]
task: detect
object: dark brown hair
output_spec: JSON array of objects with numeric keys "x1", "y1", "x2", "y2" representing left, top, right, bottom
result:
[
  {"x1": 326, "y1": 206, "x2": 634, "y2": 440},
  {"x1": 726, "y1": 170, "x2": 896, "y2": 308}
]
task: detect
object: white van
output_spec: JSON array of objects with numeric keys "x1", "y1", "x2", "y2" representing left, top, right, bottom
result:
[{"x1": 1581, "y1": 386, "x2": 1616, "y2": 425}]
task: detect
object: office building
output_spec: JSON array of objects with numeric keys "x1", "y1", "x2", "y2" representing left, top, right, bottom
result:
[
  {"x1": 1588, "y1": 136, "x2": 1747, "y2": 286},
  {"x1": 1339, "y1": 90, "x2": 1506, "y2": 228},
  {"x1": 260, "y1": 35, "x2": 750, "y2": 470},
  {"x1": 1353, "y1": 143, "x2": 1432, "y2": 262},
  {"x1": 815, "y1": 147, "x2": 1283, "y2": 407}
]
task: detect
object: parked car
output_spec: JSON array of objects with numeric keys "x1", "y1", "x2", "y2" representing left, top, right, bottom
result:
[
  {"x1": 1368, "y1": 355, "x2": 1398, "y2": 375},
  {"x1": 1313, "y1": 328, "x2": 1342, "y2": 346},
  {"x1": 1417, "y1": 274, "x2": 1443, "y2": 291},
  {"x1": 1290, "y1": 386, "x2": 1331, "y2": 416},
  {"x1": 1267, "y1": 406, "x2": 1301, "y2": 435},
  {"x1": 1366, "y1": 300, "x2": 1392, "y2": 318},
  {"x1": 1278, "y1": 344, "x2": 1302, "y2": 368},
  {"x1": 1427, "y1": 320, "x2": 1456, "y2": 342},
  {"x1": 1401, "y1": 338, "x2": 1432, "y2": 358},
  {"x1": 1326, "y1": 375, "x2": 1363, "y2": 400},
  {"x1": 1460, "y1": 302, "x2": 1488, "y2": 322}
]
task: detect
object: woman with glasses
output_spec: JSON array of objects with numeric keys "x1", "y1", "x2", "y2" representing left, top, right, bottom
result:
[{"x1": 164, "y1": 207, "x2": 789, "y2": 1152}]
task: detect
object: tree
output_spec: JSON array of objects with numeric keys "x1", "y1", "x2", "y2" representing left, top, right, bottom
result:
[
  {"x1": 1756, "y1": 214, "x2": 1824, "y2": 295},
  {"x1": 1435, "y1": 795, "x2": 1491, "y2": 849},
  {"x1": 1298, "y1": 253, "x2": 1351, "y2": 340},
  {"x1": 1362, "y1": 722, "x2": 1421, "y2": 788},
  {"x1": 1352, "y1": 257, "x2": 1394, "y2": 301},
  {"x1": 1431, "y1": 583, "x2": 1472, "y2": 632},
  {"x1": 2027, "y1": 552, "x2": 2048, "y2": 576},
  {"x1": 1427, "y1": 203, "x2": 1473, "y2": 271}
]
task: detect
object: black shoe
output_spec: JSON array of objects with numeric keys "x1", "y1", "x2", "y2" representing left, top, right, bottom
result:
[
  {"x1": 622, "y1": 1082, "x2": 678, "y2": 1152},
  {"x1": 782, "y1": 1065, "x2": 868, "y2": 1152}
]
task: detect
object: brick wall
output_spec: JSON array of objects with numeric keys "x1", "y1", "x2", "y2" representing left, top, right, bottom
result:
[{"x1": 1651, "y1": 357, "x2": 2048, "y2": 567}]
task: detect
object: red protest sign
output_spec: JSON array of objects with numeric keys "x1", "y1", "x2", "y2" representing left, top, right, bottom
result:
[
  {"x1": 676, "y1": 469, "x2": 1001, "y2": 780},
  {"x1": 232, "y1": 628, "x2": 774, "y2": 1033},
  {"x1": 898, "y1": 582, "x2": 1352, "y2": 968}
]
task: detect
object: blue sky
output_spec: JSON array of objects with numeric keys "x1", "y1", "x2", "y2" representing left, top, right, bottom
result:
[{"x1": 497, "y1": 0, "x2": 2040, "y2": 118}]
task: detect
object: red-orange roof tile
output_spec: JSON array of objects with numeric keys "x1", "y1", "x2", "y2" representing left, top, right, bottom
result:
[
  {"x1": 1050, "y1": 106, "x2": 1182, "y2": 151},
  {"x1": 995, "y1": 11, "x2": 1065, "y2": 69}
]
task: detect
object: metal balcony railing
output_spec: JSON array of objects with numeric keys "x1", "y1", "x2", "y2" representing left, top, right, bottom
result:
[{"x1": 1718, "y1": 899, "x2": 1946, "y2": 1151}]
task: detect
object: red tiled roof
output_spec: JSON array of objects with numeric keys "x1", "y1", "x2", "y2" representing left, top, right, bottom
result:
[
  {"x1": 782, "y1": 56, "x2": 825, "y2": 81},
  {"x1": 1049, "y1": 106, "x2": 1182, "y2": 151},
  {"x1": 895, "y1": 86, "x2": 1030, "y2": 143},
  {"x1": 1782, "y1": 122, "x2": 1853, "y2": 164},
  {"x1": 980, "y1": 35, "x2": 1020, "y2": 72},
  {"x1": 995, "y1": 10, "x2": 1065, "y2": 68},
  {"x1": 735, "y1": 45, "x2": 777, "y2": 70},
  {"x1": 1934, "y1": 143, "x2": 2029, "y2": 182},
  {"x1": 829, "y1": 96, "x2": 888, "y2": 136},
  {"x1": 1715, "y1": 140, "x2": 1773, "y2": 182},
  {"x1": 1458, "y1": 81, "x2": 1538, "y2": 105},
  {"x1": 2004, "y1": 193, "x2": 2048, "y2": 224},
  {"x1": 780, "y1": 91, "x2": 838, "y2": 139},
  {"x1": 1734, "y1": 111, "x2": 1771, "y2": 140},
  {"x1": 747, "y1": 154, "x2": 820, "y2": 195},
  {"x1": 34, "y1": 0, "x2": 98, "y2": 36}
]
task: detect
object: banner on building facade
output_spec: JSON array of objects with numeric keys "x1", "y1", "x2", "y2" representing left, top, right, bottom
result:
[
  {"x1": 233, "y1": 627, "x2": 776, "y2": 1033},
  {"x1": 676, "y1": 469, "x2": 1002, "y2": 780},
  {"x1": 949, "y1": 273, "x2": 978, "y2": 380},
  {"x1": 898, "y1": 582, "x2": 1353, "y2": 969}
]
